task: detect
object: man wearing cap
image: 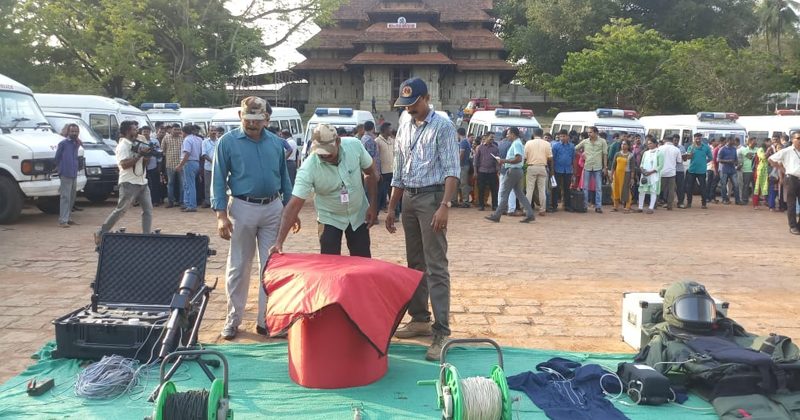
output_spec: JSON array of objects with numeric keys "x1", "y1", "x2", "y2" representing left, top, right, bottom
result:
[
  {"x1": 211, "y1": 97, "x2": 293, "y2": 340},
  {"x1": 385, "y1": 77, "x2": 460, "y2": 361},
  {"x1": 269, "y1": 124, "x2": 378, "y2": 257}
]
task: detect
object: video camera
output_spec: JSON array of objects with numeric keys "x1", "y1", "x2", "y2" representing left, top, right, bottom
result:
[{"x1": 131, "y1": 140, "x2": 163, "y2": 158}]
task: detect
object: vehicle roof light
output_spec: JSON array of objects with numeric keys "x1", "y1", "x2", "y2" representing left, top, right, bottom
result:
[
  {"x1": 495, "y1": 108, "x2": 533, "y2": 118},
  {"x1": 315, "y1": 108, "x2": 354, "y2": 117},
  {"x1": 141, "y1": 102, "x2": 181, "y2": 111},
  {"x1": 697, "y1": 112, "x2": 738, "y2": 121},
  {"x1": 775, "y1": 109, "x2": 800, "y2": 116},
  {"x1": 596, "y1": 108, "x2": 639, "y2": 119}
]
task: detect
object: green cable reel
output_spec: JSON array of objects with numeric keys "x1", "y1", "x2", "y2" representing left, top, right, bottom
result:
[
  {"x1": 419, "y1": 338, "x2": 512, "y2": 420},
  {"x1": 148, "y1": 350, "x2": 233, "y2": 420}
]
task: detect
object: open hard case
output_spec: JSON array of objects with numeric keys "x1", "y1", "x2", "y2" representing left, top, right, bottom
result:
[{"x1": 52, "y1": 233, "x2": 213, "y2": 361}]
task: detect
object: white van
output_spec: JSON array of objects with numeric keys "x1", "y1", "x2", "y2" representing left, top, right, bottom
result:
[
  {"x1": 142, "y1": 103, "x2": 219, "y2": 134},
  {"x1": 211, "y1": 106, "x2": 303, "y2": 143},
  {"x1": 738, "y1": 111, "x2": 800, "y2": 143},
  {"x1": 301, "y1": 108, "x2": 374, "y2": 159},
  {"x1": 467, "y1": 108, "x2": 541, "y2": 140},
  {"x1": 45, "y1": 112, "x2": 118, "y2": 203},
  {"x1": 34, "y1": 94, "x2": 152, "y2": 147},
  {"x1": 0, "y1": 74, "x2": 87, "y2": 223},
  {"x1": 551, "y1": 109, "x2": 646, "y2": 139},
  {"x1": 639, "y1": 113, "x2": 747, "y2": 147}
]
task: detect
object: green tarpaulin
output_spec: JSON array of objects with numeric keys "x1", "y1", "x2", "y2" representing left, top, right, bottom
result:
[{"x1": 0, "y1": 342, "x2": 717, "y2": 419}]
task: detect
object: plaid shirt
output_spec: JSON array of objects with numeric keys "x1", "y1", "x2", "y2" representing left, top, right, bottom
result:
[
  {"x1": 161, "y1": 134, "x2": 183, "y2": 169},
  {"x1": 392, "y1": 110, "x2": 460, "y2": 189}
]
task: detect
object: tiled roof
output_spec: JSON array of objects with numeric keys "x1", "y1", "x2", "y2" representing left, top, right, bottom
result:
[
  {"x1": 292, "y1": 59, "x2": 347, "y2": 71},
  {"x1": 437, "y1": 28, "x2": 504, "y2": 50},
  {"x1": 347, "y1": 52, "x2": 455, "y2": 65},
  {"x1": 332, "y1": 0, "x2": 495, "y2": 23},
  {"x1": 332, "y1": 0, "x2": 379, "y2": 21},
  {"x1": 354, "y1": 22, "x2": 449, "y2": 44},
  {"x1": 454, "y1": 59, "x2": 515, "y2": 71},
  {"x1": 297, "y1": 29, "x2": 363, "y2": 52}
]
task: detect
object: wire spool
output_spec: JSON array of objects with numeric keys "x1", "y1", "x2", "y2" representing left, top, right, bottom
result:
[
  {"x1": 441, "y1": 364, "x2": 512, "y2": 420},
  {"x1": 153, "y1": 379, "x2": 227, "y2": 420}
]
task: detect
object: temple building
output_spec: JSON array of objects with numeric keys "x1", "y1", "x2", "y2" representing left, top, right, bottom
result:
[{"x1": 291, "y1": 0, "x2": 516, "y2": 114}]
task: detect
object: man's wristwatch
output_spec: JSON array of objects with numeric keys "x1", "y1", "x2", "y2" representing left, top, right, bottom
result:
[{"x1": 440, "y1": 201, "x2": 451, "y2": 208}]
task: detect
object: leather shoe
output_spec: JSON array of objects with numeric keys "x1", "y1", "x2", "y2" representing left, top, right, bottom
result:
[
  {"x1": 425, "y1": 334, "x2": 447, "y2": 361},
  {"x1": 791, "y1": 228, "x2": 800, "y2": 235},
  {"x1": 519, "y1": 216, "x2": 535, "y2": 223},
  {"x1": 484, "y1": 215, "x2": 500, "y2": 223},
  {"x1": 394, "y1": 321, "x2": 432, "y2": 339},
  {"x1": 256, "y1": 325, "x2": 269, "y2": 336}
]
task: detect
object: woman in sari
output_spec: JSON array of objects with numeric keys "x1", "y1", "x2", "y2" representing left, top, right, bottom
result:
[{"x1": 610, "y1": 140, "x2": 634, "y2": 212}]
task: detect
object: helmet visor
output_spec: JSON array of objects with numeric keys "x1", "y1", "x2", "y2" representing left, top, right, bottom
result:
[{"x1": 673, "y1": 296, "x2": 716, "y2": 325}]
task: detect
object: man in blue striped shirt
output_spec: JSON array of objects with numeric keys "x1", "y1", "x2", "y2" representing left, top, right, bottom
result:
[{"x1": 386, "y1": 77, "x2": 460, "y2": 361}]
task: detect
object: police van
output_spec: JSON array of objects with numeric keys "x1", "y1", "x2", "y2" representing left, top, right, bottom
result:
[
  {"x1": 551, "y1": 109, "x2": 646, "y2": 139},
  {"x1": 639, "y1": 113, "x2": 747, "y2": 147},
  {"x1": 45, "y1": 112, "x2": 117, "y2": 203},
  {"x1": 34, "y1": 94, "x2": 152, "y2": 147},
  {"x1": 467, "y1": 108, "x2": 541, "y2": 140},
  {"x1": 0, "y1": 74, "x2": 86, "y2": 223},
  {"x1": 211, "y1": 106, "x2": 303, "y2": 143},
  {"x1": 738, "y1": 110, "x2": 800, "y2": 142},
  {"x1": 301, "y1": 108, "x2": 374, "y2": 158},
  {"x1": 141, "y1": 103, "x2": 219, "y2": 134}
]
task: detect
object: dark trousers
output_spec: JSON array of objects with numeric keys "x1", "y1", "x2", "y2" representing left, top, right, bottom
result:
[
  {"x1": 379, "y1": 173, "x2": 401, "y2": 216},
  {"x1": 741, "y1": 171, "x2": 754, "y2": 202},
  {"x1": 477, "y1": 172, "x2": 498, "y2": 209},
  {"x1": 684, "y1": 172, "x2": 707, "y2": 206},
  {"x1": 318, "y1": 223, "x2": 371, "y2": 257},
  {"x1": 287, "y1": 160, "x2": 297, "y2": 185},
  {"x1": 706, "y1": 170, "x2": 717, "y2": 202},
  {"x1": 146, "y1": 168, "x2": 162, "y2": 204},
  {"x1": 554, "y1": 173, "x2": 572, "y2": 210},
  {"x1": 786, "y1": 175, "x2": 800, "y2": 230},
  {"x1": 676, "y1": 171, "x2": 686, "y2": 205}
]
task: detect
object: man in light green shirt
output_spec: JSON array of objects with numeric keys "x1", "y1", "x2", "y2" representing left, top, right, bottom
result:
[
  {"x1": 737, "y1": 137, "x2": 757, "y2": 202},
  {"x1": 270, "y1": 124, "x2": 378, "y2": 257},
  {"x1": 575, "y1": 126, "x2": 609, "y2": 212}
]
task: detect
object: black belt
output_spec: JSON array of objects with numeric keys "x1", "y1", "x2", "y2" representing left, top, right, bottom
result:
[
  {"x1": 405, "y1": 184, "x2": 444, "y2": 195},
  {"x1": 235, "y1": 194, "x2": 280, "y2": 205}
]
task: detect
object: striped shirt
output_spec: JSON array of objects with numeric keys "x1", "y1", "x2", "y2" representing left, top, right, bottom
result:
[{"x1": 391, "y1": 110, "x2": 460, "y2": 189}]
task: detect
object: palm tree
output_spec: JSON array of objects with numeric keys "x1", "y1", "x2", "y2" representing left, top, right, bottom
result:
[{"x1": 757, "y1": 0, "x2": 800, "y2": 57}]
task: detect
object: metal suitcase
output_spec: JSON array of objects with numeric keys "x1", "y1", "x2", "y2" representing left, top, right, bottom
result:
[{"x1": 52, "y1": 233, "x2": 212, "y2": 361}]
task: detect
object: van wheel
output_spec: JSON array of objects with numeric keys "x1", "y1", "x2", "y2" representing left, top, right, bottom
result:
[
  {"x1": 85, "y1": 192, "x2": 110, "y2": 203},
  {"x1": 0, "y1": 177, "x2": 23, "y2": 224},
  {"x1": 35, "y1": 197, "x2": 60, "y2": 214}
]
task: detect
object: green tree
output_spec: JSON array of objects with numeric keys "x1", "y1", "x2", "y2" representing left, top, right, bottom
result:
[
  {"x1": 547, "y1": 19, "x2": 674, "y2": 112},
  {"x1": 756, "y1": 0, "x2": 800, "y2": 57},
  {"x1": 0, "y1": 0, "x2": 57, "y2": 87},
  {"x1": 665, "y1": 38, "x2": 789, "y2": 114}
]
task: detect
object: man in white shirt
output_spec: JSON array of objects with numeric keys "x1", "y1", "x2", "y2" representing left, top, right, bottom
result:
[
  {"x1": 768, "y1": 133, "x2": 800, "y2": 235},
  {"x1": 94, "y1": 120, "x2": 153, "y2": 244},
  {"x1": 658, "y1": 136, "x2": 683, "y2": 210}
]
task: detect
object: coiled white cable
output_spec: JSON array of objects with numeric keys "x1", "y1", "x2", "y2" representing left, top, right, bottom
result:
[{"x1": 460, "y1": 376, "x2": 503, "y2": 420}]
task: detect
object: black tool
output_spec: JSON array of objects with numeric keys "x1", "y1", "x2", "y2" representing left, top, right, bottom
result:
[
  {"x1": 617, "y1": 362, "x2": 673, "y2": 405},
  {"x1": 27, "y1": 378, "x2": 55, "y2": 396}
]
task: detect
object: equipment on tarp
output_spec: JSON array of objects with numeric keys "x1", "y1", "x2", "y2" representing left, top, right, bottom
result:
[
  {"x1": 263, "y1": 253, "x2": 423, "y2": 389},
  {"x1": 418, "y1": 339, "x2": 512, "y2": 420},
  {"x1": 147, "y1": 350, "x2": 232, "y2": 420},
  {"x1": 616, "y1": 362, "x2": 673, "y2": 405}
]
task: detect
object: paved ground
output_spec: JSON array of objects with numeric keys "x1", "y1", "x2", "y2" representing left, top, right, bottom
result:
[{"x1": 1, "y1": 197, "x2": 798, "y2": 383}]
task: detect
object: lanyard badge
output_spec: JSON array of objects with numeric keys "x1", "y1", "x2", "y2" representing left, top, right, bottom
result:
[{"x1": 340, "y1": 185, "x2": 349, "y2": 204}]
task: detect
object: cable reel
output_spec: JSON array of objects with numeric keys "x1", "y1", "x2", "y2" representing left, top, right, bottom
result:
[
  {"x1": 147, "y1": 350, "x2": 233, "y2": 420},
  {"x1": 418, "y1": 338, "x2": 512, "y2": 420}
]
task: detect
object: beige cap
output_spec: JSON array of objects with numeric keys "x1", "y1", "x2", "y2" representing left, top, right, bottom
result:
[
  {"x1": 240, "y1": 96, "x2": 268, "y2": 121},
  {"x1": 310, "y1": 124, "x2": 338, "y2": 156}
]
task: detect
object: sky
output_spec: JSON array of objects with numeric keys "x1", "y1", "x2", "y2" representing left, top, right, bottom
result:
[{"x1": 226, "y1": 0, "x2": 321, "y2": 73}]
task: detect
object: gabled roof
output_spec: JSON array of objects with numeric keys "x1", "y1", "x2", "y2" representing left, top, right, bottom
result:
[
  {"x1": 420, "y1": 0, "x2": 495, "y2": 22},
  {"x1": 292, "y1": 59, "x2": 347, "y2": 71},
  {"x1": 332, "y1": 0, "x2": 378, "y2": 21},
  {"x1": 437, "y1": 28, "x2": 504, "y2": 50},
  {"x1": 453, "y1": 59, "x2": 515, "y2": 72},
  {"x1": 297, "y1": 28, "x2": 363, "y2": 53},
  {"x1": 332, "y1": 0, "x2": 495, "y2": 23},
  {"x1": 347, "y1": 52, "x2": 455, "y2": 66},
  {"x1": 354, "y1": 22, "x2": 449, "y2": 44}
]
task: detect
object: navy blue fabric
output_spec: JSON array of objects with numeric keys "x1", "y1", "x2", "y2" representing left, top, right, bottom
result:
[
  {"x1": 685, "y1": 336, "x2": 772, "y2": 366},
  {"x1": 507, "y1": 357, "x2": 629, "y2": 420}
]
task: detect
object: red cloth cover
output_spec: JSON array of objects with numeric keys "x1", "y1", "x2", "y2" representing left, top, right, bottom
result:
[{"x1": 263, "y1": 253, "x2": 423, "y2": 353}]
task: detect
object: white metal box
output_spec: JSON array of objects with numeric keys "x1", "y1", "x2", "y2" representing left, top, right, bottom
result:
[{"x1": 621, "y1": 292, "x2": 729, "y2": 350}]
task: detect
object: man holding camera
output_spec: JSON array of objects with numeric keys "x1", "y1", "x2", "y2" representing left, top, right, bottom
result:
[{"x1": 94, "y1": 120, "x2": 154, "y2": 245}]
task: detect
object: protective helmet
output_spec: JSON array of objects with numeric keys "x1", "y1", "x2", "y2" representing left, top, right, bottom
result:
[{"x1": 660, "y1": 281, "x2": 717, "y2": 332}]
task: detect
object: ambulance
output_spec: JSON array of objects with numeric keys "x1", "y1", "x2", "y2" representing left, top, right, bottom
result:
[
  {"x1": 466, "y1": 108, "x2": 541, "y2": 140},
  {"x1": 639, "y1": 112, "x2": 747, "y2": 147},
  {"x1": 738, "y1": 110, "x2": 800, "y2": 143},
  {"x1": 34, "y1": 94, "x2": 152, "y2": 146},
  {"x1": 211, "y1": 106, "x2": 303, "y2": 143},
  {"x1": 301, "y1": 108, "x2": 374, "y2": 158},
  {"x1": 141, "y1": 103, "x2": 219, "y2": 134},
  {"x1": 0, "y1": 74, "x2": 86, "y2": 223},
  {"x1": 551, "y1": 109, "x2": 646, "y2": 139}
]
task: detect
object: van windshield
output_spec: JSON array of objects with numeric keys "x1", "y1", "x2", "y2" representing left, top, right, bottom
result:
[
  {"x1": 46, "y1": 115, "x2": 104, "y2": 145},
  {"x1": 0, "y1": 91, "x2": 49, "y2": 129},
  {"x1": 490, "y1": 125, "x2": 537, "y2": 141}
]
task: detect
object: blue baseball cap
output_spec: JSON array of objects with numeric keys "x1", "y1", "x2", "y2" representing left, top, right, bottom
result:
[{"x1": 394, "y1": 77, "x2": 428, "y2": 107}]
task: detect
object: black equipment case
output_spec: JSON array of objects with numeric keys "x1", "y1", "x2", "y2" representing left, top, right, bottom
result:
[{"x1": 52, "y1": 233, "x2": 213, "y2": 362}]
